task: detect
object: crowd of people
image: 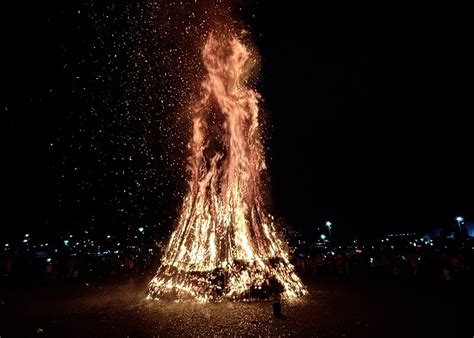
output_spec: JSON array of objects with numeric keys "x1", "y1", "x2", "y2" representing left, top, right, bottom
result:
[
  {"x1": 291, "y1": 241, "x2": 473, "y2": 283},
  {"x1": 0, "y1": 250, "x2": 160, "y2": 285},
  {"x1": 1, "y1": 238, "x2": 473, "y2": 286}
]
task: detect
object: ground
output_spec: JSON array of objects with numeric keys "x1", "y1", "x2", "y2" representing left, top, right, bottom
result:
[{"x1": 0, "y1": 273, "x2": 470, "y2": 337}]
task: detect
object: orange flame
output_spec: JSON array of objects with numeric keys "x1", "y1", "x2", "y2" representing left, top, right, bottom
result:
[{"x1": 148, "y1": 32, "x2": 306, "y2": 301}]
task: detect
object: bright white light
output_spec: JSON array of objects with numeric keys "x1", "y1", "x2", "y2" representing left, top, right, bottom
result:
[
  {"x1": 46, "y1": 258, "x2": 52, "y2": 263},
  {"x1": 138, "y1": 227, "x2": 144, "y2": 233},
  {"x1": 23, "y1": 239, "x2": 28, "y2": 243},
  {"x1": 326, "y1": 221, "x2": 332, "y2": 227},
  {"x1": 64, "y1": 240, "x2": 69, "y2": 246},
  {"x1": 320, "y1": 234, "x2": 327, "y2": 240},
  {"x1": 24, "y1": 234, "x2": 30, "y2": 238},
  {"x1": 106, "y1": 235, "x2": 111, "y2": 239},
  {"x1": 5, "y1": 243, "x2": 9, "y2": 247},
  {"x1": 456, "y1": 216, "x2": 464, "y2": 222}
]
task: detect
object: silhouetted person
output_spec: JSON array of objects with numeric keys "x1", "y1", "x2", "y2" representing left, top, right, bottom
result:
[{"x1": 269, "y1": 276, "x2": 283, "y2": 317}]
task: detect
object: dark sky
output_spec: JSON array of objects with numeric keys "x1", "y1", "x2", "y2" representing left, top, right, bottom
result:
[{"x1": 1, "y1": 1, "x2": 472, "y2": 241}]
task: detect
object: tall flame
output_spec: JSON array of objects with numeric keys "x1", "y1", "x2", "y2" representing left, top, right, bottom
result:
[{"x1": 148, "y1": 32, "x2": 306, "y2": 301}]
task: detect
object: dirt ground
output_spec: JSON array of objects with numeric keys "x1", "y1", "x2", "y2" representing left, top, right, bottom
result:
[{"x1": 0, "y1": 273, "x2": 471, "y2": 337}]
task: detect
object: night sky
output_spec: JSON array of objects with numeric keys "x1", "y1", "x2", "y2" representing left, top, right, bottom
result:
[{"x1": 1, "y1": 1, "x2": 472, "y2": 241}]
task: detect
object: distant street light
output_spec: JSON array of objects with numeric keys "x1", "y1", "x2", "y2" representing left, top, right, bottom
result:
[
  {"x1": 320, "y1": 234, "x2": 327, "y2": 241},
  {"x1": 326, "y1": 221, "x2": 332, "y2": 240},
  {"x1": 456, "y1": 216, "x2": 464, "y2": 232}
]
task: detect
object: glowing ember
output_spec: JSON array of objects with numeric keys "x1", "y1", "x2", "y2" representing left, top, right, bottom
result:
[{"x1": 148, "y1": 30, "x2": 307, "y2": 301}]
